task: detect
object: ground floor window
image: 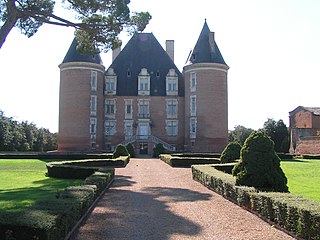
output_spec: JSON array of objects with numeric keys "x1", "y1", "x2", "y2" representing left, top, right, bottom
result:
[
  {"x1": 166, "y1": 120, "x2": 178, "y2": 136},
  {"x1": 105, "y1": 120, "x2": 116, "y2": 136}
]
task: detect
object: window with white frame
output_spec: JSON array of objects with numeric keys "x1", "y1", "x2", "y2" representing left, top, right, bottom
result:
[
  {"x1": 91, "y1": 71, "x2": 97, "y2": 91},
  {"x1": 190, "y1": 72, "x2": 196, "y2": 92},
  {"x1": 105, "y1": 68, "x2": 117, "y2": 95},
  {"x1": 166, "y1": 99, "x2": 178, "y2": 118},
  {"x1": 105, "y1": 120, "x2": 116, "y2": 136},
  {"x1": 166, "y1": 120, "x2": 178, "y2": 136},
  {"x1": 166, "y1": 69, "x2": 178, "y2": 95},
  {"x1": 138, "y1": 99, "x2": 150, "y2": 118},
  {"x1": 190, "y1": 117, "x2": 197, "y2": 138},
  {"x1": 125, "y1": 99, "x2": 133, "y2": 119},
  {"x1": 105, "y1": 99, "x2": 116, "y2": 118},
  {"x1": 90, "y1": 117, "x2": 97, "y2": 135},
  {"x1": 138, "y1": 68, "x2": 150, "y2": 95},
  {"x1": 124, "y1": 120, "x2": 134, "y2": 139},
  {"x1": 190, "y1": 95, "x2": 196, "y2": 116},
  {"x1": 90, "y1": 95, "x2": 97, "y2": 116}
]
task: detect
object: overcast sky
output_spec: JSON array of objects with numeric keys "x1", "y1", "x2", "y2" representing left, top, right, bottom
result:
[{"x1": 0, "y1": 0, "x2": 320, "y2": 133}]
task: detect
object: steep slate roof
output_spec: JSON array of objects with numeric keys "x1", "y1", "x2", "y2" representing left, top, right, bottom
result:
[
  {"x1": 62, "y1": 38, "x2": 102, "y2": 64},
  {"x1": 290, "y1": 106, "x2": 320, "y2": 116},
  {"x1": 108, "y1": 33, "x2": 184, "y2": 96},
  {"x1": 190, "y1": 21, "x2": 226, "y2": 65}
]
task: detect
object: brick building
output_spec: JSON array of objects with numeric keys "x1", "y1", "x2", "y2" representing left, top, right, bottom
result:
[
  {"x1": 289, "y1": 106, "x2": 320, "y2": 154},
  {"x1": 58, "y1": 21, "x2": 229, "y2": 154}
]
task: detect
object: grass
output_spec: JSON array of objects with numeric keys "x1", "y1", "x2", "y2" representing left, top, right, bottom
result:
[
  {"x1": 281, "y1": 159, "x2": 320, "y2": 202},
  {"x1": 0, "y1": 159, "x2": 82, "y2": 212}
]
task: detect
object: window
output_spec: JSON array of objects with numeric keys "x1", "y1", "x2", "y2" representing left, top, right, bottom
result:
[
  {"x1": 190, "y1": 72, "x2": 196, "y2": 92},
  {"x1": 90, "y1": 95, "x2": 97, "y2": 116},
  {"x1": 124, "y1": 120, "x2": 134, "y2": 139},
  {"x1": 90, "y1": 117, "x2": 97, "y2": 135},
  {"x1": 125, "y1": 99, "x2": 133, "y2": 119},
  {"x1": 105, "y1": 99, "x2": 116, "y2": 118},
  {"x1": 105, "y1": 120, "x2": 116, "y2": 136},
  {"x1": 190, "y1": 117, "x2": 197, "y2": 138},
  {"x1": 190, "y1": 95, "x2": 196, "y2": 116},
  {"x1": 105, "y1": 68, "x2": 117, "y2": 95},
  {"x1": 138, "y1": 99, "x2": 150, "y2": 118},
  {"x1": 166, "y1": 99, "x2": 178, "y2": 118},
  {"x1": 166, "y1": 69, "x2": 178, "y2": 95},
  {"x1": 91, "y1": 71, "x2": 97, "y2": 91},
  {"x1": 166, "y1": 120, "x2": 178, "y2": 136},
  {"x1": 138, "y1": 68, "x2": 150, "y2": 95}
]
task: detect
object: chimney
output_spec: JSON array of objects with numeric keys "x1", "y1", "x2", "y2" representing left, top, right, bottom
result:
[
  {"x1": 112, "y1": 47, "x2": 121, "y2": 62},
  {"x1": 209, "y1": 32, "x2": 215, "y2": 52},
  {"x1": 166, "y1": 40, "x2": 174, "y2": 62}
]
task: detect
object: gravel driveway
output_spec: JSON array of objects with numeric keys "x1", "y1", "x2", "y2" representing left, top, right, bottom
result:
[{"x1": 72, "y1": 158, "x2": 295, "y2": 240}]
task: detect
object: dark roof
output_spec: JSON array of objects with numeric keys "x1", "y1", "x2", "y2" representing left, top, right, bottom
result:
[
  {"x1": 62, "y1": 38, "x2": 102, "y2": 64},
  {"x1": 189, "y1": 21, "x2": 226, "y2": 65},
  {"x1": 108, "y1": 33, "x2": 184, "y2": 96},
  {"x1": 290, "y1": 106, "x2": 320, "y2": 116}
]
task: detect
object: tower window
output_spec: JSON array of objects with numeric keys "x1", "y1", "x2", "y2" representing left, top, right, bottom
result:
[
  {"x1": 90, "y1": 95, "x2": 97, "y2": 116},
  {"x1": 91, "y1": 71, "x2": 97, "y2": 91},
  {"x1": 190, "y1": 95, "x2": 196, "y2": 116},
  {"x1": 190, "y1": 72, "x2": 196, "y2": 92}
]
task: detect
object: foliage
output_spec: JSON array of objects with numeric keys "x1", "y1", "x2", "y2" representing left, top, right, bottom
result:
[
  {"x1": 228, "y1": 125, "x2": 254, "y2": 146},
  {"x1": 220, "y1": 142, "x2": 241, "y2": 163},
  {"x1": 112, "y1": 144, "x2": 129, "y2": 158},
  {"x1": 0, "y1": 110, "x2": 57, "y2": 151},
  {"x1": 0, "y1": 0, "x2": 151, "y2": 51},
  {"x1": 232, "y1": 131, "x2": 289, "y2": 192},
  {"x1": 160, "y1": 154, "x2": 220, "y2": 167},
  {"x1": 153, "y1": 143, "x2": 165, "y2": 157},
  {"x1": 260, "y1": 118, "x2": 289, "y2": 153},
  {"x1": 126, "y1": 143, "x2": 135, "y2": 157}
]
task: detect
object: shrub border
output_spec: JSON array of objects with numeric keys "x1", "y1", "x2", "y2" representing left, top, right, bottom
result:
[
  {"x1": 192, "y1": 164, "x2": 320, "y2": 240},
  {"x1": 160, "y1": 154, "x2": 220, "y2": 167},
  {"x1": 0, "y1": 160, "x2": 117, "y2": 240}
]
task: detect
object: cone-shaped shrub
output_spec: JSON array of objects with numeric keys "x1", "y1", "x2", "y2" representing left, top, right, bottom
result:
[
  {"x1": 232, "y1": 131, "x2": 288, "y2": 192},
  {"x1": 153, "y1": 143, "x2": 166, "y2": 157},
  {"x1": 126, "y1": 143, "x2": 135, "y2": 158},
  {"x1": 220, "y1": 142, "x2": 241, "y2": 163},
  {"x1": 112, "y1": 144, "x2": 129, "y2": 159}
]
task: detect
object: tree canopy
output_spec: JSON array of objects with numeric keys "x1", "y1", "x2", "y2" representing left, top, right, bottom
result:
[{"x1": 0, "y1": 0, "x2": 151, "y2": 52}]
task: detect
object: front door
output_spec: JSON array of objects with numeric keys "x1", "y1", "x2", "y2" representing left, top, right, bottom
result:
[
  {"x1": 139, "y1": 143, "x2": 148, "y2": 154},
  {"x1": 138, "y1": 123, "x2": 149, "y2": 139}
]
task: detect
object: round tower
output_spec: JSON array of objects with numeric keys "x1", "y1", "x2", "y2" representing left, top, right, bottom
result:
[
  {"x1": 58, "y1": 39, "x2": 105, "y2": 151},
  {"x1": 183, "y1": 21, "x2": 229, "y2": 152}
]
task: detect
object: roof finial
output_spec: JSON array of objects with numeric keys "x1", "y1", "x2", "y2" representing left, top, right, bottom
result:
[{"x1": 205, "y1": 18, "x2": 207, "y2": 22}]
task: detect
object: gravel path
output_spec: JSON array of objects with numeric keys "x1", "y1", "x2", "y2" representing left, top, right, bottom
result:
[{"x1": 72, "y1": 158, "x2": 295, "y2": 240}]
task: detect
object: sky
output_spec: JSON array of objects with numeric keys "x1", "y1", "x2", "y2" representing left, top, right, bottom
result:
[{"x1": 0, "y1": 0, "x2": 320, "y2": 133}]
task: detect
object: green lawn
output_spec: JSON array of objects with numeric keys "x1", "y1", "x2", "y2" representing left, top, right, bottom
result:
[
  {"x1": 281, "y1": 159, "x2": 320, "y2": 202},
  {"x1": 0, "y1": 159, "x2": 82, "y2": 212}
]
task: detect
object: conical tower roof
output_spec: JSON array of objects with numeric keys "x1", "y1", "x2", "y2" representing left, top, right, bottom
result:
[
  {"x1": 62, "y1": 38, "x2": 102, "y2": 64},
  {"x1": 189, "y1": 20, "x2": 226, "y2": 65}
]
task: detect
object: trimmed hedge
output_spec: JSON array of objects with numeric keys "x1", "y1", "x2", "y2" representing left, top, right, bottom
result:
[
  {"x1": 46, "y1": 157, "x2": 129, "y2": 179},
  {"x1": 171, "y1": 152, "x2": 221, "y2": 158},
  {"x1": 160, "y1": 154, "x2": 220, "y2": 167},
  {"x1": 192, "y1": 164, "x2": 320, "y2": 240},
  {"x1": 301, "y1": 154, "x2": 320, "y2": 160},
  {"x1": 0, "y1": 152, "x2": 113, "y2": 160},
  {"x1": 0, "y1": 169, "x2": 114, "y2": 240}
]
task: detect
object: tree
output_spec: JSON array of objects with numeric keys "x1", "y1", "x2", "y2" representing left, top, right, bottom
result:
[
  {"x1": 228, "y1": 125, "x2": 254, "y2": 146},
  {"x1": 0, "y1": 0, "x2": 151, "y2": 51},
  {"x1": 232, "y1": 131, "x2": 288, "y2": 192},
  {"x1": 260, "y1": 118, "x2": 289, "y2": 153}
]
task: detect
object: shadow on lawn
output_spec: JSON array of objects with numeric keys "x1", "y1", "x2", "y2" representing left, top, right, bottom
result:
[
  {"x1": 72, "y1": 175, "x2": 212, "y2": 240},
  {"x1": 0, "y1": 177, "x2": 81, "y2": 212}
]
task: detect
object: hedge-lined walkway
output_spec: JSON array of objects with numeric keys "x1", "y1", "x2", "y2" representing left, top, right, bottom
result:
[{"x1": 72, "y1": 159, "x2": 295, "y2": 240}]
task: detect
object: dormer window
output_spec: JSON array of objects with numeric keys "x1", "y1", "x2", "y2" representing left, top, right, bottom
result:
[
  {"x1": 105, "y1": 68, "x2": 117, "y2": 95},
  {"x1": 127, "y1": 70, "x2": 131, "y2": 77},
  {"x1": 166, "y1": 69, "x2": 178, "y2": 96},
  {"x1": 156, "y1": 71, "x2": 160, "y2": 78},
  {"x1": 138, "y1": 68, "x2": 150, "y2": 95}
]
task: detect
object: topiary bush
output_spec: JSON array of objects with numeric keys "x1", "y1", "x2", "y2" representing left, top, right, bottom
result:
[
  {"x1": 232, "y1": 131, "x2": 288, "y2": 192},
  {"x1": 220, "y1": 142, "x2": 241, "y2": 163},
  {"x1": 112, "y1": 144, "x2": 129, "y2": 159},
  {"x1": 153, "y1": 143, "x2": 166, "y2": 158},
  {"x1": 126, "y1": 143, "x2": 135, "y2": 158}
]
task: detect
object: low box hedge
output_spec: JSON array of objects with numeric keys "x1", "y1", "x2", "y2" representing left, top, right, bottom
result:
[
  {"x1": 0, "y1": 167, "x2": 114, "y2": 240},
  {"x1": 160, "y1": 154, "x2": 220, "y2": 167},
  {"x1": 0, "y1": 152, "x2": 114, "y2": 160},
  {"x1": 192, "y1": 164, "x2": 320, "y2": 240}
]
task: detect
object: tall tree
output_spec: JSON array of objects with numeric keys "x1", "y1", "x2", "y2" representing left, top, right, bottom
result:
[
  {"x1": 0, "y1": 0, "x2": 151, "y2": 51},
  {"x1": 261, "y1": 118, "x2": 289, "y2": 153},
  {"x1": 228, "y1": 125, "x2": 254, "y2": 146}
]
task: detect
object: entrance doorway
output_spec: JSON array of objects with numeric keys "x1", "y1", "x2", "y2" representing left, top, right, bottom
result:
[{"x1": 139, "y1": 143, "x2": 148, "y2": 155}]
